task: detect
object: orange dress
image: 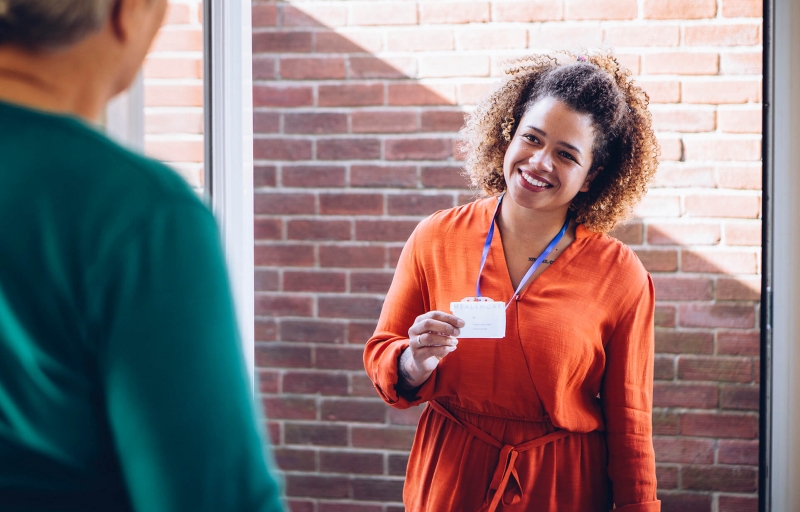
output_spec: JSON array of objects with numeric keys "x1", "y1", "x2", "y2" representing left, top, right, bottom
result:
[{"x1": 363, "y1": 198, "x2": 660, "y2": 512}]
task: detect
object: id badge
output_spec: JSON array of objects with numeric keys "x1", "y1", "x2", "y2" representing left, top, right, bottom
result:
[{"x1": 450, "y1": 297, "x2": 506, "y2": 338}]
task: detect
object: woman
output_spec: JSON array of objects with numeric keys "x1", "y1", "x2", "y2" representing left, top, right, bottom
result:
[
  {"x1": 0, "y1": 1, "x2": 282, "y2": 510},
  {"x1": 364, "y1": 53, "x2": 660, "y2": 511}
]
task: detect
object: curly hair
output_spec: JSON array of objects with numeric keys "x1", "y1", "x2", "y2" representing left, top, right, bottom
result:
[{"x1": 459, "y1": 52, "x2": 659, "y2": 233}]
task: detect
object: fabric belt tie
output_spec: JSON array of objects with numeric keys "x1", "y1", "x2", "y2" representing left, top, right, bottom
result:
[{"x1": 428, "y1": 400, "x2": 572, "y2": 512}]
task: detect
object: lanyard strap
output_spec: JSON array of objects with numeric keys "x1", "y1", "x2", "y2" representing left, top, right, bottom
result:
[{"x1": 476, "y1": 194, "x2": 570, "y2": 308}]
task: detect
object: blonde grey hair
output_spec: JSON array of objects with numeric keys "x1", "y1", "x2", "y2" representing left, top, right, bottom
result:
[{"x1": 0, "y1": 0, "x2": 116, "y2": 50}]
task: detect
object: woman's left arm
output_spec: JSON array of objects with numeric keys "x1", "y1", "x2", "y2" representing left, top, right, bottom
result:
[{"x1": 601, "y1": 275, "x2": 661, "y2": 511}]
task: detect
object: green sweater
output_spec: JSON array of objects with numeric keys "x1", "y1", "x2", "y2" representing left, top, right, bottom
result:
[{"x1": 0, "y1": 100, "x2": 283, "y2": 511}]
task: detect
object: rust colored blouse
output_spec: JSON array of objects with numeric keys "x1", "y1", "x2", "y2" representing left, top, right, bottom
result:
[{"x1": 364, "y1": 198, "x2": 660, "y2": 511}]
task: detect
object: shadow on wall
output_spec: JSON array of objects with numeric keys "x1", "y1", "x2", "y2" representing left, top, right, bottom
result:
[{"x1": 250, "y1": 3, "x2": 761, "y2": 511}]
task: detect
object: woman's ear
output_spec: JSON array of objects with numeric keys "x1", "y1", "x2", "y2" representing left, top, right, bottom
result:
[{"x1": 580, "y1": 167, "x2": 602, "y2": 193}]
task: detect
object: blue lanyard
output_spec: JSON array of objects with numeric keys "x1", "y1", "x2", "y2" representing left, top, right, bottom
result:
[{"x1": 476, "y1": 194, "x2": 570, "y2": 308}]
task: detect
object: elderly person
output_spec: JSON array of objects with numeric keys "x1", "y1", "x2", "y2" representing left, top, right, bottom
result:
[
  {"x1": 0, "y1": 1, "x2": 282, "y2": 510},
  {"x1": 364, "y1": 53, "x2": 661, "y2": 511}
]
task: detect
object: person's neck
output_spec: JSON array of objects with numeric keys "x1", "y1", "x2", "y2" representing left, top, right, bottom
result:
[
  {"x1": 0, "y1": 44, "x2": 116, "y2": 121},
  {"x1": 496, "y1": 196, "x2": 570, "y2": 245}
]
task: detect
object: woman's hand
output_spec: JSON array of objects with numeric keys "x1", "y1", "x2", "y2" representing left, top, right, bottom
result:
[{"x1": 397, "y1": 311, "x2": 464, "y2": 390}]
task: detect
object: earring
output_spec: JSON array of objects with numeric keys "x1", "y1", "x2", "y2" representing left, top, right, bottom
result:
[{"x1": 501, "y1": 116, "x2": 515, "y2": 142}]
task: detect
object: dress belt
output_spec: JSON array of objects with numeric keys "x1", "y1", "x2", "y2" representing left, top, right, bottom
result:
[{"x1": 428, "y1": 400, "x2": 572, "y2": 512}]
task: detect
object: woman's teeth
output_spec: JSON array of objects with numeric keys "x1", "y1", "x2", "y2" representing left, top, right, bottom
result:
[{"x1": 522, "y1": 173, "x2": 551, "y2": 188}]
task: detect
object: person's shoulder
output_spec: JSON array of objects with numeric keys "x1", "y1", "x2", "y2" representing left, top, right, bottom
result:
[
  {"x1": 413, "y1": 196, "x2": 496, "y2": 242},
  {"x1": 576, "y1": 224, "x2": 649, "y2": 284}
]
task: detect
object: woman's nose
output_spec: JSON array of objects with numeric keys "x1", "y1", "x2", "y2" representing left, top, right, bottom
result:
[{"x1": 529, "y1": 149, "x2": 554, "y2": 172}]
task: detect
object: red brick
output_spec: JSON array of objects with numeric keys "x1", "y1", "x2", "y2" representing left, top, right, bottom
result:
[
  {"x1": 456, "y1": 27, "x2": 528, "y2": 50},
  {"x1": 280, "y1": 57, "x2": 346, "y2": 80},
  {"x1": 633, "y1": 249, "x2": 678, "y2": 272},
  {"x1": 256, "y1": 293, "x2": 313, "y2": 317},
  {"x1": 388, "y1": 83, "x2": 457, "y2": 106},
  {"x1": 348, "y1": 321, "x2": 379, "y2": 345},
  {"x1": 388, "y1": 454, "x2": 409, "y2": 475},
  {"x1": 719, "y1": 495, "x2": 758, "y2": 512},
  {"x1": 164, "y1": 2, "x2": 191, "y2": 24},
  {"x1": 679, "y1": 303, "x2": 756, "y2": 329},
  {"x1": 529, "y1": 25, "x2": 604, "y2": 48},
  {"x1": 724, "y1": 222, "x2": 762, "y2": 249},
  {"x1": 277, "y1": 264, "x2": 341, "y2": 293},
  {"x1": 281, "y1": 318, "x2": 348, "y2": 343},
  {"x1": 319, "y1": 193, "x2": 384, "y2": 215},
  {"x1": 651, "y1": 163, "x2": 713, "y2": 191},
  {"x1": 609, "y1": 222, "x2": 643, "y2": 245},
  {"x1": 684, "y1": 24, "x2": 761, "y2": 46},
  {"x1": 286, "y1": 219, "x2": 352, "y2": 240},
  {"x1": 564, "y1": 0, "x2": 637, "y2": 20},
  {"x1": 603, "y1": 25, "x2": 680, "y2": 47},
  {"x1": 641, "y1": 53, "x2": 719, "y2": 75},
  {"x1": 386, "y1": 29, "x2": 454, "y2": 52},
  {"x1": 349, "y1": 56, "x2": 415, "y2": 79},
  {"x1": 385, "y1": 138, "x2": 453, "y2": 160},
  {"x1": 653, "y1": 437, "x2": 715, "y2": 464},
  {"x1": 319, "y1": 450, "x2": 384, "y2": 474},
  {"x1": 252, "y1": 4, "x2": 278, "y2": 27},
  {"x1": 420, "y1": 2, "x2": 490, "y2": 23},
  {"x1": 253, "y1": 112, "x2": 280, "y2": 134},
  {"x1": 718, "y1": 106, "x2": 762, "y2": 134},
  {"x1": 356, "y1": 220, "x2": 419, "y2": 242},
  {"x1": 348, "y1": 2, "x2": 418, "y2": 25},
  {"x1": 262, "y1": 396, "x2": 316, "y2": 420},
  {"x1": 418, "y1": 55, "x2": 490, "y2": 78},
  {"x1": 719, "y1": 440, "x2": 759, "y2": 466},
  {"x1": 319, "y1": 84, "x2": 384, "y2": 107},
  {"x1": 491, "y1": 1, "x2": 563, "y2": 21},
  {"x1": 684, "y1": 194, "x2": 760, "y2": 218},
  {"x1": 314, "y1": 31, "x2": 383, "y2": 53},
  {"x1": 388, "y1": 405, "x2": 424, "y2": 426},
  {"x1": 678, "y1": 356, "x2": 753, "y2": 382},
  {"x1": 285, "y1": 474, "x2": 349, "y2": 498},
  {"x1": 420, "y1": 110, "x2": 466, "y2": 132},
  {"x1": 253, "y1": 85, "x2": 313, "y2": 107},
  {"x1": 315, "y1": 346, "x2": 366, "y2": 370},
  {"x1": 145, "y1": 84, "x2": 203, "y2": 107},
  {"x1": 282, "y1": 165, "x2": 346, "y2": 188},
  {"x1": 255, "y1": 244, "x2": 315, "y2": 267},
  {"x1": 319, "y1": 296, "x2": 384, "y2": 319},
  {"x1": 654, "y1": 353, "x2": 677, "y2": 376},
  {"x1": 717, "y1": 276, "x2": 760, "y2": 301},
  {"x1": 682, "y1": 466, "x2": 757, "y2": 492},
  {"x1": 255, "y1": 319, "x2": 278, "y2": 341},
  {"x1": 282, "y1": 3, "x2": 347, "y2": 27},
  {"x1": 273, "y1": 448, "x2": 316, "y2": 472},
  {"x1": 352, "y1": 426, "x2": 416, "y2": 450},
  {"x1": 258, "y1": 369, "x2": 279, "y2": 393},
  {"x1": 143, "y1": 56, "x2": 201, "y2": 79},
  {"x1": 683, "y1": 249, "x2": 758, "y2": 274},
  {"x1": 319, "y1": 245, "x2": 386, "y2": 268},
  {"x1": 682, "y1": 81, "x2": 761, "y2": 104},
  {"x1": 421, "y1": 166, "x2": 470, "y2": 189},
  {"x1": 655, "y1": 330, "x2": 714, "y2": 354},
  {"x1": 722, "y1": 0, "x2": 763, "y2": 17},
  {"x1": 351, "y1": 478, "x2": 405, "y2": 502},
  {"x1": 285, "y1": 113, "x2": 348, "y2": 135},
  {"x1": 254, "y1": 217, "x2": 282, "y2": 240},
  {"x1": 638, "y1": 80, "x2": 681, "y2": 103},
  {"x1": 320, "y1": 399, "x2": 386, "y2": 423},
  {"x1": 352, "y1": 111, "x2": 419, "y2": 134},
  {"x1": 657, "y1": 465, "x2": 678, "y2": 489},
  {"x1": 458, "y1": 82, "x2": 497, "y2": 106},
  {"x1": 254, "y1": 192, "x2": 315, "y2": 215},
  {"x1": 351, "y1": 272, "x2": 395, "y2": 293},
  {"x1": 659, "y1": 492, "x2": 711, "y2": 511},
  {"x1": 717, "y1": 331, "x2": 760, "y2": 356},
  {"x1": 351, "y1": 165, "x2": 419, "y2": 188},
  {"x1": 650, "y1": 107, "x2": 716, "y2": 132},
  {"x1": 647, "y1": 223, "x2": 720, "y2": 245},
  {"x1": 319, "y1": 504, "x2": 382, "y2": 512},
  {"x1": 284, "y1": 371, "x2": 348, "y2": 395},
  {"x1": 720, "y1": 385, "x2": 759, "y2": 412},
  {"x1": 720, "y1": 51, "x2": 763, "y2": 75},
  {"x1": 656, "y1": 134, "x2": 683, "y2": 161},
  {"x1": 252, "y1": 31, "x2": 313, "y2": 53},
  {"x1": 253, "y1": 138, "x2": 311, "y2": 161},
  {"x1": 254, "y1": 165, "x2": 277, "y2": 187},
  {"x1": 717, "y1": 164, "x2": 762, "y2": 190},
  {"x1": 252, "y1": 56, "x2": 277, "y2": 80},
  {"x1": 256, "y1": 268, "x2": 280, "y2": 291},
  {"x1": 387, "y1": 194, "x2": 454, "y2": 215},
  {"x1": 145, "y1": 140, "x2": 203, "y2": 163},
  {"x1": 317, "y1": 138, "x2": 382, "y2": 160},
  {"x1": 151, "y1": 27, "x2": 202, "y2": 52},
  {"x1": 680, "y1": 412, "x2": 758, "y2": 438},
  {"x1": 653, "y1": 411, "x2": 679, "y2": 435},
  {"x1": 644, "y1": 0, "x2": 716, "y2": 19},
  {"x1": 256, "y1": 343, "x2": 313, "y2": 368},
  {"x1": 654, "y1": 383, "x2": 718, "y2": 408}
]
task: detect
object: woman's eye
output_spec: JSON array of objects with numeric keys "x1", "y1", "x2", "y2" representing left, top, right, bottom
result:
[
  {"x1": 522, "y1": 134, "x2": 539, "y2": 143},
  {"x1": 560, "y1": 151, "x2": 577, "y2": 162}
]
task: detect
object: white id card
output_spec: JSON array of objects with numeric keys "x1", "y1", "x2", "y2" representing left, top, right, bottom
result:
[{"x1": 450, "y1": 298, "x2": 506, "y2": 338}]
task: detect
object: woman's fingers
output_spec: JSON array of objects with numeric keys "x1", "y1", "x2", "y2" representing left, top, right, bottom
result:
[
  {"x1": 410, "y1": 311, "x2": 466, "y2": 338},
  {"x1": 413, "y1": 332, "x2": 458, "y2": 348}
]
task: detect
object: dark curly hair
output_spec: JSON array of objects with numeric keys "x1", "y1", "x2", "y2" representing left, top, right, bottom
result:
[{"x1": 460, "y1": 52, "x2": 659, "y2": 233}]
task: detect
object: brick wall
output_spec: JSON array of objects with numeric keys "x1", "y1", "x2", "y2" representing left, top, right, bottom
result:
[{"x1": 250, "y1": 1, "x2": 762, "y2": 511}]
